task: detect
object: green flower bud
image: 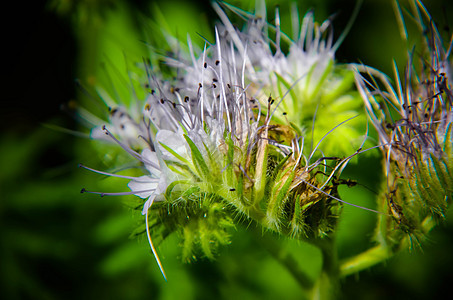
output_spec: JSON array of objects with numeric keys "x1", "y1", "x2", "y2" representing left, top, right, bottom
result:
[{"x1": 355, "y1": 0, "x2": 453, "y2": 249}]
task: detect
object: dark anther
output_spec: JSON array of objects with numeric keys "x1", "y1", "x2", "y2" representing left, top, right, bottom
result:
[
  {"x1": 212, "y1": 78, "x2": 218, "y2": 82},
  {"x1": 227, "y1": 83, "x2": 231, "y2": 88},
  {"x1": 184, "y1": 96, "x2": 189, "y2": 102},
  {"x1": 204, "y1": 62, "x2": 208, "y2": 68},
  {"x1": 151, "y1": 89, "x2": 155, "y2": 95},
  {"x1": 213, "y1": 83, "x2": 217, "y2": 88},
  {"x1": 215, "y1": 60, "x2": 220, "y2": 65},
  {"x1": 229, "y1": 188, "x2": 236, "y2": 191},
  {"x1": 80, "y1": 188, "x2": 86, "y2": 193},
  {"x1": 199, "y1": 83, "x2": 202, "y2": 88},
  {"x1": 160, "y1": 99, "x2": 164, "y2": 104},
  {"x1": 283, "y1": 112, "x2": 287, "y2": 115}
]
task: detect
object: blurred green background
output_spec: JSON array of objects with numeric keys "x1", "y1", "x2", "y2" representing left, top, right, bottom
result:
[{"x1": 2, "y1": 0, "x2": 453, "y2": 299}]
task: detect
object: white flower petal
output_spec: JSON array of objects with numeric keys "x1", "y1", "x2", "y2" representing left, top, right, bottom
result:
[
  {"x1": 156, "y1": 129, "x2": 188, "y2": 161},
  {"x1": 128, "y1": 176, "x2": 158, "y2": 199},
  {"x1": 141, "y1": 148, "x2": 162, "y2": 176},
  {"x1": 141, "y1": 194, "x2": 157, "y2": 215},
  {"x1": 90, "y1": 126, "x2": 110, "y2": 141}
]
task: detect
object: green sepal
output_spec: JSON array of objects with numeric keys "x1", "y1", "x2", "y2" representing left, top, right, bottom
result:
[
  {"x1": 274, "y1": 72, "x2": 299, "y2": 114},
  {"x1": 181, "y1": 225, "x2": 196, "y2": 262},
  {"x1": 165, "y1": 160, "x2": 199, "y2": 180},
  {"x1": 307, "y1": 59, "x2": 333, "y2": 100},
  {"x1": 264, "y1": 153, "x2": 292, "y2": 199},
  {"x1": 236, "y1": 164, "x2": 247, "y2": 206},
  {"x1": 265, "y1": 168, "x2": 296, "y2": 230},
  {"x1": 416, "y1": 153, "x2": 444, "y2": 217},
  {"x1": 184, "y1": 134, "x2": 210, "y2": 179},
  {"x1": 430, "y1": 154, "x2": 449, "y2": 192},
  {"x1": 443, "y1": 124, "x2": 453, "y2": 177},
  {"x1": 225, "y1": 135, "x2": 235, "y2": 186},
  {"x1": 253, "y1": 141, "x2": 269, "y2": 201},
  {"x1": 274, "y1": 171, "x2": 296, "y2": 210},
  {"x1": 164, "y1": 180, "x2": 198, "y2": 201},
  {"x1": 159, "y1": 141, "x2": 189, "y2": 164},
  {"x1": 289, "y1": 193, "x2": 309, "y2": 238}
]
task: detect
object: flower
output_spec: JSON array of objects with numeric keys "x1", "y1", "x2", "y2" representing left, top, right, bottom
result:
[
  {"x1": 80, "y1": 1, "x2": 378, "y2": 278},
  {"x1": 354, "y1": 0, "x2": 453, "y2": 248},
  {"x1": 211, "y1": 2, "x2": 367, "y2": 156}
]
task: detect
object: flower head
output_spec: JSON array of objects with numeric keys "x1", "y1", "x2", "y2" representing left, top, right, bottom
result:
[
  {"x1": 212, "y1": 2, "x2": 367, "y2": 156},
  {"x1": 355, "y1": 0, "x2": 453, "y2": 247},
  {"x1": 80, "y1": 1, "x2": 377, "y2": 278}
]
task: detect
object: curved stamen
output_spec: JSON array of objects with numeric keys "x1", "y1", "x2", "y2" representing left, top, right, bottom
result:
[
  {"x1": 308, "y1": 115, "x2": 358, "y2": 164},
  {"x1": 102, "y1": 125, "x2": 160, "y2": 170},
  {"x1": 80, "y1": 188, "x2": 156, "y2": 197},
  {"x1": 298, "y1": 177, "x2": 390, "y2": 216},
  {"x1": 145, "y1": 196, "x2": 167, "y2": 280},
  {"x1": 78, "y1": 164, "x2": 153, "y2": 180}
]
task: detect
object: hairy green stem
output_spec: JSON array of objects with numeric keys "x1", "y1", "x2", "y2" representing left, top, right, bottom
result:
[
  {"x1": 309, "y1": 237, "x2": 339, "y2": 300},
  {"x1": 254, "y1": 232, "x2": 315, "y2": 291},
  {"x1": 340, "y1": 215, "x2": 437, "y2": 277},
  {"x1": 340, "y1": 245, "x2": 390, "y2": 277}
]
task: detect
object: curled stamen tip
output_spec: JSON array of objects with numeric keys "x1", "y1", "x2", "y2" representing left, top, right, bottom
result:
[
  {"x1": 102, "y1": 125, "x2": 112, "y2": 134},
  {"x1": 102, "y1": 125, "x2": 112, "y2": 136}
]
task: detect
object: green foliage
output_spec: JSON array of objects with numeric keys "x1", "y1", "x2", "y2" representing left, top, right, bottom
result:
[{"x1": 149, "y1": 192, "x2": 235, "y2": 262}]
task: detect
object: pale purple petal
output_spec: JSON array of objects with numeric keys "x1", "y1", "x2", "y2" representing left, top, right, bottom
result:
[{"x1": 128, "y1": 176, "x2": 159, "y2": 198}]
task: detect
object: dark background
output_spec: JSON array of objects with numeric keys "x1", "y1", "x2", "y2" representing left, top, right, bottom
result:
[{"x1": 2, "y1": 0, "x2": 453, "y2": 299}]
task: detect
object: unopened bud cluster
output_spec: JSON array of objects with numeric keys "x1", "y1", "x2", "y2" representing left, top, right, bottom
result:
[{"x1": 355, "y1": 2, "x2": 452, "y2": 249}]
